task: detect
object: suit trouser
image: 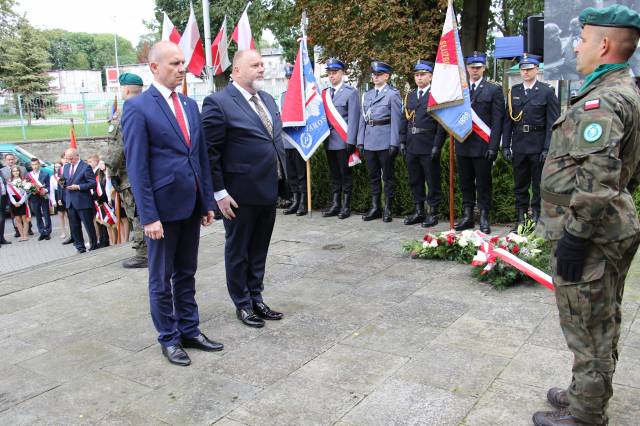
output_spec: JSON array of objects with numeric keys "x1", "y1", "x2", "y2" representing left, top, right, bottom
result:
[
  {"x1": 286, "y1": 149, "x2": 307, "y2": 193},
  {"x1": 456, "y1": 155, "x2": 492, "y2": 211},
  {"x1": 406, "y1": 152, "x2": 442, "y2": 208},
  {"x1": 29, "y1": 197, "x2": 51, "y2": 236},
  {"x1": 223, "y1": 204, "x2": 276, "y2": 310},
  {"x1": 67, "y1": 206, "x2": 97, "y2": 251},
  {"x1": 365, "y1": 149, "x2": 395, "y2": 198},
  {"x1": 552, "y1": 235, "x2": 640, "y2": 424},
  {"x1": 0, "y1": 195, "x2": 6, "y2": 240},
  {"x1": 512, "y1": 153, "x2": 543, "y2": 211},
  {"x1": 147, "y1": 208, "x2": 201, "y2": 347},
  {"x1": 326, "y1": 148, "x2": 353, "y2": 194}
]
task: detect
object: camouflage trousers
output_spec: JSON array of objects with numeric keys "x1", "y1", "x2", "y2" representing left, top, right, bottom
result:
[
  {"x1": 120, "y1": 188, "x2": 147, "y2": 258},
  {"x1": 552, "y1": 234, "x2": 640, "y2": 424}
]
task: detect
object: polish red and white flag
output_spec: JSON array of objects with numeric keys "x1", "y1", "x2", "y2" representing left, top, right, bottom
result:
[
  {"x1": 161, "y1": 12, "x2": 181, "y2": 44},
  {"x1": 232, "y1": 2, "x2": 255, "y2": 51},
  {"x1": 212, "y1": 16, "x2": 231, "y2": 75},
  {"x1": 178, "y1": 3, "x2": 206, "y2": 76}
]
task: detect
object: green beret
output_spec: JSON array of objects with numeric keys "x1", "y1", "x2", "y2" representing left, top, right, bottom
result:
[
  {"x1": 118, "y1": 72, "x2": 143, "y2": 86},
  {"x1": 579, "y1": 4, "x2": 640, "y2": 32}
]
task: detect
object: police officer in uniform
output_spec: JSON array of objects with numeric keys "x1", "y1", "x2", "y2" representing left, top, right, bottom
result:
[
  {"x1": 322, "y1": 58, "x2": 360, "y2": 219},
  {"x1": 454, "y1": 52, "x2": 505, "y2": 234},
  {"x1": 357, "y1": 60, "x2": 402, "y2": 222},
  {"x1": 400, "y1": 60, "x2": 445, "y2": 227},
  {"x1": 103, "y1": 72, "x2": 147, "y2": 268},
  {"x1": 534, "y1": 5, "x2": 640, "y2": 426},
  {"x1": 281, "y1": 63, "x2": 308, "y2": 216},
  {"x1": 503, "y1": 54, "x2": 560, "y2": 229}
]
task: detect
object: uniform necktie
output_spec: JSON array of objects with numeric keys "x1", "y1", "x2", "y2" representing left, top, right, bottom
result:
[
  {"x1": 330, "y1": 87, "x2": 335, "y2": 99},
  {"x1": 375, "y1": 89, "x2": 379, "y2": 97},
  {"x1": 70, "y1": 164, "x2": 76, "y2": 177},
  {"x1": 170, "y1": 92, "x2": 190, "y2": 147},
  {"x1": 418, "y1": 90, "x2": 424, "y2": 100},
  {"x1": 525, "y1": 88, "x2": 530, "y2": 97},
  {"x1": 471, "y1": 82, "x2": 476, "y2": 97},
  {"x1": 250, "y1": 95, "x2": 273, "y2": 138}
]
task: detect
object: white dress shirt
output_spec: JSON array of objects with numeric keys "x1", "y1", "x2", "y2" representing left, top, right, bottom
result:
[{"x1": 152, "y1": 80, "x2": 191, "y2": 137}]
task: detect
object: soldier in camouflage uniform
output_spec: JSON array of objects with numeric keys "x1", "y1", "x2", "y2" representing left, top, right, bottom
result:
[
  {"x1": 534, "y1": 5, "x2": 640, "y2": 426},
  {"x1": 103, "y1": 73, "x2": 147, "y2": 269}
]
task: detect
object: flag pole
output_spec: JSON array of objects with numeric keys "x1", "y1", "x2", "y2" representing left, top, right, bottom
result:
[
  {"x1": 449, "y1": 133, "x2": 455, "y2": 230},
  {"x1": 202, "y1": 0, "x2": 214, "y2": 92},
  {"x1": 115, "y1": 192, "x2": 121, "y2": 244},
  {"x1": 306, "y1": 160, "x2": 312, "y2": 216}
]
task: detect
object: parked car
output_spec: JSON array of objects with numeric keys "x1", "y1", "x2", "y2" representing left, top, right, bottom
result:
[{"x1": 0, "y1": 144, "x2": 54, "y2": 175}]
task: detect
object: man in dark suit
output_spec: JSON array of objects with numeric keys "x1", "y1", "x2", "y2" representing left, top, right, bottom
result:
[
  {"x1": 400, "y1": 60, "x2": 445, "y2": 227},
  {"x1": 202, "y1": 49, "x2": 286, "y2": 328},
  {"x1": 122, "y1": 41, "x2": 222, "y2": 367},
  {"x1": 503, "y1": 54, "x2": 560, "y2": 229},
  {"x1": 62, "y1": 148, "x2": 98, "y2": 253},
  {"x1": 26, "y1": 158, "x2": 52, "y2": 240},
  {"x1": 454, "y1": 52, "x2": 505, "y2": 234}
]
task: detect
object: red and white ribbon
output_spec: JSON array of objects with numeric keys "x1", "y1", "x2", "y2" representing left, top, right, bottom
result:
[
  {"x1": 471, "y1": 108, "x2": 491, "y2": 143},
  {"x1": 322, "y1": 88, "x2": 348, "y2": 142}
]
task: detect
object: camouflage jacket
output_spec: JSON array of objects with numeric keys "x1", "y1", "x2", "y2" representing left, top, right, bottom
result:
[
  {"x1": 103, "y1": 110, "x2": 130, "y2": 190},
  {"x1": 537, "y1": 67, "x2": 640, "y2": 243}
]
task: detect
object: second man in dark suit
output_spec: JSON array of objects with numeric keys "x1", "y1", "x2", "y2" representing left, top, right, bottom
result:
[
  {"x1": 26, "y1": 158, "x2": 52, "y2": 240},
  {"x1": 202, "y1": 49, "x2": 287, "y2": 328},
  {"x1": 454, "y1": 52, "x2": 505, "y2": 234}
]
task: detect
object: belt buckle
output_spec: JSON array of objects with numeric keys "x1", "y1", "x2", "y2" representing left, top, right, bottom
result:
[
  {"x1": 411, "y1": 127, "x2": 418, "y2": 135},
  {"x1": 367, "y1": 119, "x2": 374, "y2": 126},
  {"x1": 522, "y1": 124, "x2": 530, "y2": 133}
]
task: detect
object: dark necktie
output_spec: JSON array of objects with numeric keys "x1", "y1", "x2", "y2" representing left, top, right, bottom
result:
[
  {"x1": 471, "y1": 82, "x2": 476, "y2": 97},
  {"x1": 525, "y1": 88, "x2": 530, "y2": 97},
  {"x1": 418, "y1": 90, "x2": 424, "y2": 100},
  {"x1": 170, "y1": 92, "x2": 190, "y2": 146},
  {"x1": 375, "y1": 89, "x2": 379, "y2": 97},
  {"x1": 330, "y1": 87, "x2": 335, "y2": 99}
]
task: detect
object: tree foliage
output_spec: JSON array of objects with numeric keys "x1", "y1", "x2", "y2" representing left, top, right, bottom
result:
[{"x1": 2, "y1": 18, "x2": 51, "y2": 94}]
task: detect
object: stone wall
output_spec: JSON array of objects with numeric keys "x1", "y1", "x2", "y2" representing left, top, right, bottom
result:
[{"x1": 2, "y1": 138, "x2": 111, "y2": 164}]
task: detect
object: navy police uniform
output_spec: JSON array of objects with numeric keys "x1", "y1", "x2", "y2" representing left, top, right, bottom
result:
[
  {"x1": 503, "y1": 54, "x2": 560, "y2": 226},
  {"x1": 357, "y1": 60, "x2": 403, "y2": 222},
  {"x1": 455, "y1": 52, "x2": 505, "y2": 234},
  {"x1": 281, "y1": 63, "x2": 308, "y2": 216},
  {"x1": 322, "y1": 58, "x2": 360, "y2": 219},
  {"x1": 400, "y1": 60, "x2": 445, "y2": 227}
]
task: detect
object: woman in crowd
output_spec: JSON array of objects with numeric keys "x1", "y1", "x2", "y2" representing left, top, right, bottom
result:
[{"x1": 6, "y1": 166, "x2": 30, "y2": 241}]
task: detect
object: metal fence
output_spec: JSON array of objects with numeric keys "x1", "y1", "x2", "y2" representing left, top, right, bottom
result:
[{"x1": 0, "y1": 79, "x2": 292, "y2": 143}]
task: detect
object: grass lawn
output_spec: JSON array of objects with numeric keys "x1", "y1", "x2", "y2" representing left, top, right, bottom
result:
[{"x1": 0, "y1": 122, "x2": 109, "y2": 142}]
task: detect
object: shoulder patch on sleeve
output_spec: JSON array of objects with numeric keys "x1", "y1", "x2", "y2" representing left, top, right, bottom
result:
[
  {"x1": 584, "y1": 99, "x2": 600, "y2": 111},
  {"x1": 577, "y1": 117, "x2": 612, "y2": 149}
]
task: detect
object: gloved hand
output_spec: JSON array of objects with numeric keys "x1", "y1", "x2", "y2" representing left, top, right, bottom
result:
[
  {"x1": 389, "y1": 146, "x2": 399, "y2": 157},
  {"x1": 502, "y1": 148, "x2": 512, "y2": 162},
  {"x1": 431, "y1": 147, "x2": 441, "y2": 162},
  {"x1": 555, "y1": 230, "x2": 589, "y2": 282},
  {"x1": 399, "y1": 144, "x2": 407, "y2": 158},
  {"x1": 346, "y1": 144, "x2": 356, "y2": 155},
  {"x1": 539, "y1": 150, "x2": 548, "y2": 164},
  {"x1": 485, "y1": 149, "x2": 497, "y2": 162},
  {"x1": 357, "y1": 144, "x2": 364, "y2": 154}
]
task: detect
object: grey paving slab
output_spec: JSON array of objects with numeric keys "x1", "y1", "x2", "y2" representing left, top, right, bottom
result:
[
  {"x1": 0, "y1": 337, "x2": 47, "y2": 367},
  {"x1": 0, "y1": 364, "x2": 60, "y2": 412},
  {"x1": 498, "y1": 343, "x2": 573, "y2": 391},
  {"x1": 395, "y1": 343, "x2": 510, "y2": 397},
  {"x1": 613, "y1": 345, "x2": 640, "y2": 389},
  {"x1": 340, "y1": 377, "x2": 477, "y2": 426}
]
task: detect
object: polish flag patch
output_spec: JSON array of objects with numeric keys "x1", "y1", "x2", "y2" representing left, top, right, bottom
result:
[{"x1": 584, "y1": 99, "x2": 600, "y2": 111}]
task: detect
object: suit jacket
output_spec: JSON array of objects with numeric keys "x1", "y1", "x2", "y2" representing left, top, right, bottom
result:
[
  {"x1": 357, "y1": 85, "x2": 402, "y2": 150},
  {"x1": 399, "y1": 87, "x2": 445, "y2": 155},
  {"x1": 455, "y1": 79, "x2": 505, "y2": 157},
  {"x1": 324, "y1": 84, "x2": 360, "y2": 150},
  {"x1": 503, "y1": 81, "x2": 560, "y2": 154},
  {"x1": 121, "y1": 84, "x2": 215, "y2": 225},
  {"x1": 202, "y1": 84, "x2": 286, "y2": 206},
  {"x1": 62, "y1": 160, "x2": 96, "y2": 210}
]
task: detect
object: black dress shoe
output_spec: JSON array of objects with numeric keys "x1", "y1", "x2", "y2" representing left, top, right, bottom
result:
[
  {"x1": 0, "y1": 239, "x2": 11, "y2": 245},
  {"x1": 44, "y1": 235, "x2": 51, "y2": 240},
  {"x1": 88, "y1": 245, "x2": 100, "y2": 251},
  {"x1": 122, "y1": 256, "x2": 148, "y2": 269},
  {"x1": 28, "y1": 229, "x2": 34, "y2": 236},
  {"x1": 14, "y1": 231, "x2": 20, "y2": 238},
  {"x1": 253, "y1": 302, "x2": 284, "y2": 320},
  {"x1": 236, "y1": 308, "x2": 265, "y2": 328},
  {"x1": 182, "y1": 333, "x2": 224, "y2": 352},
  {"x1": 62, "y1": 237, "x2": 74, "y2": 245},
  {"x1": 38, "y1": 235, "x2": 45, "y2": 241},
  {"x1": 161, "y1": 344, "x2": 191, "y2": 366}
]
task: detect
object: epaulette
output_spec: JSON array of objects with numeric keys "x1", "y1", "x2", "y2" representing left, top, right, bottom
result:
[{"x1": 485, "y1": 79, "x2": 501, "y2": 87}]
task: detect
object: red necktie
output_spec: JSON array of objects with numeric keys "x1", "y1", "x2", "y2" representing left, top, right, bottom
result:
[{"x1": 170, "y1": 92, "x2": 191, "y2": 147}]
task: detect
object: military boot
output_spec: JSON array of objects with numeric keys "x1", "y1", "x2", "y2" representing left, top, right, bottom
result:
[
  {"x1": 454, "y1": 207, "x2": 474, "y2": 231},
  {"x1": 322, "y1": 192, "x2": 341, "y2": 217},
  {"x1": 532, "y1": 410, "x2": 606, "y2": 426},
  {"x1": 122, "y1": 256, "x2": 148, "y2": 269},
  {"x1": 479, "y1": 209, "x2": 491, "y2": 234},
  {"x1": 338, "y1": 193, "x2": 351, "y2": 219},
  {"x1": 422, "y1": 205, "x2": 439, "y2": 228},
  {"x1": 362, "y1": 195, "x2": 382, "y2": 221},
  {"x1": 532, "y1": 207, "x2": 541, "y2": 224},
  {"x1": 296, "y1": 192, "x2": 308, "y2": 216},
  {"x1": 404, "y1": 202, "x2": 425, "y2": 225},
  {"x1": 547, "y1": 388, "x2": 569, "y2": 409},
  {"x1": 284, "y1": 193, "x2": 300, "y2": 215},
  {"x1": 382, "y1": 197, "x2": 393, "y2": 222},
  {"x1": 512, "y1": 208, "x2": 527, "y2": 233}
]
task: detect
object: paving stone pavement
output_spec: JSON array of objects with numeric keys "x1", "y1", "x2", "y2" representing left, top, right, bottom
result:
[{"x1": 1, "y1": 212, "x2": 639, "y2": 425}]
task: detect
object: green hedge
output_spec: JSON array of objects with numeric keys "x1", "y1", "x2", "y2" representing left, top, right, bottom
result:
[{"x1": 309, "y1": 145, "x2": 640, "y2": 223}]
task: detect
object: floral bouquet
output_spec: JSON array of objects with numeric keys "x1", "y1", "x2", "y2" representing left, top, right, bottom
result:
[
  {"x1": 22, "y1": 181, "x2": 38, "y2": 196},
  {"x1": 402, "y1": 230, "x2": 479, "y2": 264}
]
